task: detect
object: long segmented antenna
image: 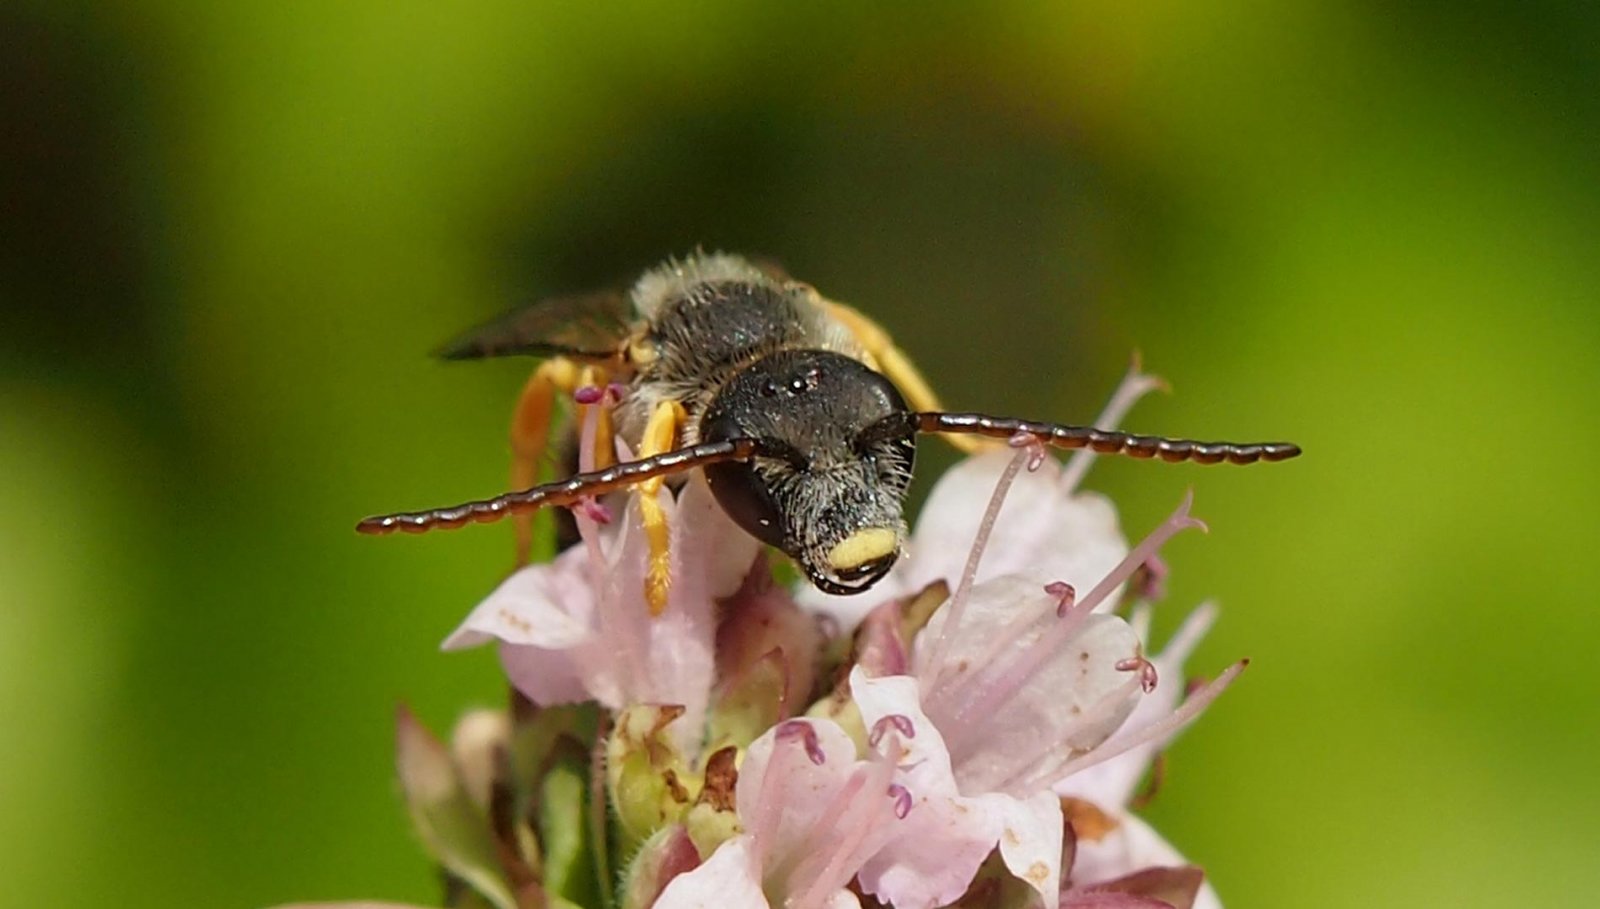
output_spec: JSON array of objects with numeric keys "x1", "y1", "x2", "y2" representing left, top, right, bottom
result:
[
  {"x1": 356, "y1": 439, "x2": 759, "y2": 535},
  {"x1": 915, "y1": 412, "x2": 1301, "y2": 465}
]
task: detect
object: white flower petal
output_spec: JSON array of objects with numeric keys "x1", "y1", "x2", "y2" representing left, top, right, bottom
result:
[
  {"x1": 652, "y1": 836, "x2": 769, "y2": 909},
  {"x1": 676, "y1": 472, "x2": 763, "y2": 600},
  {"x1": 497, "y1": 642, "x2": 592, "y2": 705},
  {"x1": 856, "y1": 791, "x2": 1002, "y2": 909},
  {"x1": 851, "y1": 669, "x2": 1058, "y2": 909},
  {"x1": 989, "y1": 789, "x2": 1065, "y2": 906},
  {"x1": 441, "y1": 547, "x2": 596, "y2": 651},
  {"x1": 848, "y1": 671, "x2": 959, "y2": 799},
  {"x1": 818, "y1": 891, "x2": 862, "y2": 909},
  {"x1": 1057, "y1": 603, "x2": 1219, "y2": 809},
  {"x1": 736, "y1": 718, "x2": 863, "y2": 864}
]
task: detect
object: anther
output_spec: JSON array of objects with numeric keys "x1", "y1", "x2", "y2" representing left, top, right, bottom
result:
[
  {"x1": 869, "y1": 714, "x2": 916, "y2": 748},
  {"x1": 572, "y1": 497, "x2": 612, "y2": 525},
  {"x1": 1007, "y1": 431, "x2": 1048, "y2": 471},
  {"x1": 888, "y1": 783, "x2": 913, "y2": 819},
  {"x1": 777, "y1": 720, "x2": 826, "y2": 766},
  {"x1": 573, "y1": 385, "x2": 604, "y2": 405},
  {"x1": 1045, "y1": 581, "x2": 1077, "y2": 617},
  {"x1": 1116, "y1": 655, "x2": 1159, "y2": 694}
]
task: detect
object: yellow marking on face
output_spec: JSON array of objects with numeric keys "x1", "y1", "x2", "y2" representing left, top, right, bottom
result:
[{"x1": 827, "y1": 527, "x2": 898, "y2": 571}]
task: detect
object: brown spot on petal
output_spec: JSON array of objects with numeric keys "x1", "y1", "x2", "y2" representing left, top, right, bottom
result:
[
  {"x1": 698, "y1": 746, "x2": 738, "y2": 812},
  {"x1": 1060, "y1": 797, "x2": 1119, "y2": 842},
  {"x1": 662, "y1": 768, "x2": 690, "y2": 805},
  {"x1": 1026, "y1": 861, "x2": 1049, "y2": 885},
  {"x1": 1003, "y1": 828, "x2": 1021, "y2": 846},
  {"x1": 498, "y1": 608, "x2": 532, "y2": 635}
]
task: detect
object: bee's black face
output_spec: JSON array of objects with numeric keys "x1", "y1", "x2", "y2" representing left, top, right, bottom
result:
[{"x1": 700, "y1": 349, "x2": 916, "y2": 594}]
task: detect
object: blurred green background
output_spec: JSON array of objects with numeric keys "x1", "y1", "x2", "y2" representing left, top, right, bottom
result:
[{"x1": 3, "y1": 1, "x2": 1597, "y2": 906}]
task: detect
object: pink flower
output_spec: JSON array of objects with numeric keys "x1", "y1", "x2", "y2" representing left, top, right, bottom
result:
[
  {"x1": 846, "y1": 431, "x2": 1244, "y2": 908},
  {"x1": 653, "y1": 718, "x2": 904, "y2": 909},
  {"x1": 443, "y1": 392, "x2": 761, "y2": 753}
]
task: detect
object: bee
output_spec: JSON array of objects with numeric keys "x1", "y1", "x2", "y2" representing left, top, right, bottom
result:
[{"x1": 358, "y1": 253, "x2": 1299, "y2": 611}]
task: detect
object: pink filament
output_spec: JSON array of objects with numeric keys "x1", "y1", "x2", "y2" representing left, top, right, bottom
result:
[
  {"x1": 784, "y1": 761, "x2": 897, "y2": 909},
  {"x1": 981, "y1": 673, "x2": 1143, "y2": 796},
  {"x1": 936, "y1": 495, "x2": 1204, "y2": 757},
  {"x1": 575, "y1": 391, "x2": 642, "y2": 698},
  {"x1": 1016, "y1": 659, "x2": 1248, "y2": 795},
  {"x1": 920, "y1": 445, "x2": 1034, "y2": 693},
  {"x1": 749, "y1": 725, "x2": 821, "y2": 869}
]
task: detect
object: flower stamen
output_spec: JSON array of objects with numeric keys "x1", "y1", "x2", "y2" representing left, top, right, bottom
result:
[
  {"x1": 980, "y1": 673, "x2": 1144, "y2": 796},
  {"x1": 574, "y1": 388, "x2": 641, "y2": 697},
  {"x1": 1047, "y1": 580, "x2": 1077, "y2": 617},
  {"x1": 868, "y1": 714, "x2": 916, "y2": 748},
  {"x1": 1048, "y1": 659, "x2": 1247, "y2": 784},
  {"x1": 920, "y1": 445, "x2": 1036, "y2": 692},
  {"x1": 1115, "y1": 655, "x2": 1159, "y2": 694},
  {"x1": 776, "y1": 719, "x2": 827, "y2": 766},
  {"x1": 783, "y1": 759, "x2": 898, "y2": 909},
  {"x1": 935, "y1": 495, "x2": 1206, "y2": 754},
  {"x1": 888, "y1": 782, "x2": 914, "y2": 819},
  {"x1": 1010, "y1": 430, "x2": 1048, "y2": 472}
]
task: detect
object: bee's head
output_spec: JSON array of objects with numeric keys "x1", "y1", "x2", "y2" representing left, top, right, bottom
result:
[{"x1": 700, "y1": 349, "x2": 917, "y2": 595}]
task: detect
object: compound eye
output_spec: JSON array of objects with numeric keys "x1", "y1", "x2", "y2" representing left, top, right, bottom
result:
[{"x1": 702, "y1": 460, "x2": 786, "y2": 548}]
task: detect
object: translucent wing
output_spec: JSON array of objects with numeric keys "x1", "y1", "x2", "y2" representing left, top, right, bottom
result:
[{"x1": 435, "y1": 290, "x2": 637, "y2": 361}]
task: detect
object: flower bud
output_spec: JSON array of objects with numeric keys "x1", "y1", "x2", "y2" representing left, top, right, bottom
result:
[{"x1": 605, "y1": 705, "x2": 694, "y2": 847}]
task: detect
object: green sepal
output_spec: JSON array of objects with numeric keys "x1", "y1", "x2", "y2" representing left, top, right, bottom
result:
[
  {"x1": 949, "y1": 850, "x2": 1036, "y2": 909},
  {"x1": 536, "y1": 744, "x2": 601, "y2": 909},
  {"x1": 618, "y1": 824, "x2": 701, "y2": 909},
  {"x1": 395, "y1": 705, "x2": 516, "y2": 909}
]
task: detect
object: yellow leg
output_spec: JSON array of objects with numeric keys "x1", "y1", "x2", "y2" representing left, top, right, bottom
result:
[
  {"x1": 823, "y1": 300, "x2": 983, "y2": 453},
  {"x1": 637, "y1": 400, "x2": 688, "y2": 615},
  {"x1": 509, "y1": 358, "x2": 583, "y2": 565}
]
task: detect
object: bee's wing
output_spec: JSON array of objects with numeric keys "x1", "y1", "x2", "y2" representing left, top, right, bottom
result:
[{"x1": 435, "y1": 290, "x2": 636, "y2": 361}]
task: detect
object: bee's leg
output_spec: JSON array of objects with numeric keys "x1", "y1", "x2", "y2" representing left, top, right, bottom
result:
[
  {"x1": 510, "y1": 358, "x2": 583, "y2": 565},
  {"x1": 823, "y1": 300, "x2": 984, "y2": 453},
  {"x1": 636, "y1": 399, "x2": 688, "y2": 615}
]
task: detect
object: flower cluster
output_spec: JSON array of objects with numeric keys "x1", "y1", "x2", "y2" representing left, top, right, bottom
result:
[{"x1": 281, "y1": 364, "x2": 1246, "y2": 909}]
